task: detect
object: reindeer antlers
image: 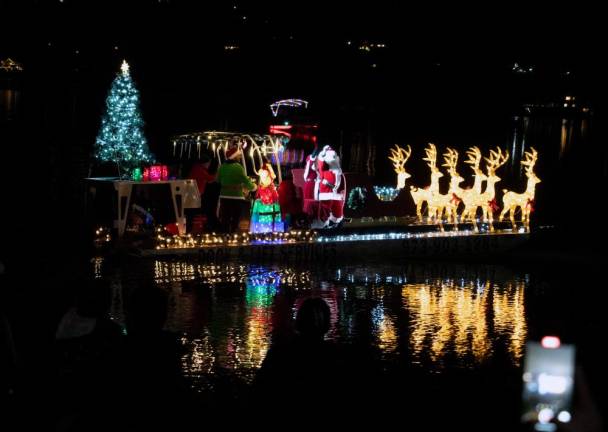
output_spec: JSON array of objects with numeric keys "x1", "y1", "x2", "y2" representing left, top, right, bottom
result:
[
  {"x1": 465, "y1": 146, "x2": 482, "y2": 169},
  {"x1": 484, "y1": 147, "x2": 509, "y2": 174},
  {"x1": 389, "y1": 144, "x2": 412, "y2": 171},
  {"x1": 521, "y1": 147, "x2": 538, "y2": 172},
  {"x1": 422, "y1": 143, "x2": 439, "y2": 171},
  {"x1": 442, "y1": 148, "x2": 459, "y2": 173}
]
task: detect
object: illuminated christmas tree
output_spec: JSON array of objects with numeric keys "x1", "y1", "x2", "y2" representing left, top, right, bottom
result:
[{"x1": 95, "y1": 60, "x2": 153, "y2": 176}]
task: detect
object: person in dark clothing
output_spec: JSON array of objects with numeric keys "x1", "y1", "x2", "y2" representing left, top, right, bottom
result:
[
  {"x1": 250, "y1": 296, "x2": 383, "y2": 427},
  {"x1": 53, "y1": 278, "x2": 124, "y2": 431},
  {"x1": 189, "y1": 157, "x2": 216, "y2": 198},
  {"x1": 202, "y1": 181, "x2": 221, "y2": 232},
  {"x1": 187, "y1": 157, "x2": 219, "y2": 233},
  {"x1": 116, "y1": 284, "x2": 195, "y2": 430},
  {"x1": 252, "y1": 298, "x2": 356, "y2": 411},
  {"x1": 277, "y1": 170, "x2": 303, "y2": 230}
]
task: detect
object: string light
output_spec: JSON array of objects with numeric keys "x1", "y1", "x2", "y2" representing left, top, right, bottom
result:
[
  {"x1": 373, "y1": 186, "x2": 400, "y2": 202},
  {"x1": 151, "y1": 227, "x2": 532, "y2": 251},
  {"x1": 155, "y1": 230, "x2": 318, "y2": 250},
  {"x1": 94, "y1": 227, "x2": 112, "y2": 246},
  {"x1": 269, "y1": 98, "x2": 308, "y2": 117}
]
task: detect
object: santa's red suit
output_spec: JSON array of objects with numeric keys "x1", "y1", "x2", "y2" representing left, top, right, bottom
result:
[
  {"x1": 317, "y1": 146, "x2": 344, "y2": 224},
  {"x1": 303, "y1": 153, "x2": 318, "y2": 200}
]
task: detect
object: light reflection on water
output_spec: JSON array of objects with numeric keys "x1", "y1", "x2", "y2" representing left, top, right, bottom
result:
[
  {"x1": 402, "y1": 279, "x2": 526, "y2": 368},
  {"x1": 104, "y1": 259, "x2": 529, "y2": 385}
]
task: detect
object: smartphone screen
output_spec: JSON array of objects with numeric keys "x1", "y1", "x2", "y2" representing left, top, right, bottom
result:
[{"x1": 522, "y1": 337, "x2": 575, "y2": 428}]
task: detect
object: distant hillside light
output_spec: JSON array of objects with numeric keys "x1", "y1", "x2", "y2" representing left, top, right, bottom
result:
[{"x1": 0, "y1": 58, "x2": 23, "y2": 72}]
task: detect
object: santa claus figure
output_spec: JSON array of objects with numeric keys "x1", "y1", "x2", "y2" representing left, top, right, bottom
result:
[
  {"x1": 316, "y1": 145, "x2": 344, "y2": 227},
  {"x1": 302, "y1": 147, "x2": 320, "y2": 200}
]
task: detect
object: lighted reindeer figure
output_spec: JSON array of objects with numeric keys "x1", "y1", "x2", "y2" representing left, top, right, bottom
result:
[
  {"x1": 389, "y1": 144, "x2": 412, "y2": 190},
  {"x1": 459, "y1": 147, "x2": 488, "y2": 224},
  {"x1": 410, "y1": 143, "x2": 444, "y2": 223},
  {"x1": 499, "y1": 148, "x2": 540, "y2": 230},
  {"x1": 479, "y1": 147, "x2": 509, "y2": 231},
  {"x1": 434, "y1": 148, "x2": 465, "y2": 225}
]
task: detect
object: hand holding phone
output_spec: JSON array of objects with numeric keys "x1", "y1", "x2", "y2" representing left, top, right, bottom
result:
[{"x1": 522, "y1": 336, "x2": 575, "y2": 429}]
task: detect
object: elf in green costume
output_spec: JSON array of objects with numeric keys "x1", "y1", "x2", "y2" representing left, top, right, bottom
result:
[{"x1": 217, "y1": 145, "x2": 256, "y2": 233}]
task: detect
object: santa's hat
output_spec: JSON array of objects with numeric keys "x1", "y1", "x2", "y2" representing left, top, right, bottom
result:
[{"x1": 318, "y1": 145, "x2": 332, "y2": 160}]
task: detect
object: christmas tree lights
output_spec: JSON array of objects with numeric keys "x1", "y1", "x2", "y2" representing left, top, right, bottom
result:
[{"x1": 95, "y1": 60, "x2": 153, "y2": 177}]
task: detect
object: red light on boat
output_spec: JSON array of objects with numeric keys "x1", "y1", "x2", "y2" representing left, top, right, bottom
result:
[{"x1": 541, "y1": 336, "x2": 561, "y2": 349}]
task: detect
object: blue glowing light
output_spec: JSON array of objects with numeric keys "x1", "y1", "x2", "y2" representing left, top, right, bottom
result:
[{"x1": 373, "y1": 186, "x2": 400, "y2": 202}]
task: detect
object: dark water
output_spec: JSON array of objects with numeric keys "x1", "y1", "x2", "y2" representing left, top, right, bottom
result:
[
  {"x1": 86, "y1": 247, "x2": 608, "y2": 430},
  {"x1": 99, "y1": 259, "x2": 528, "y2": 397}
]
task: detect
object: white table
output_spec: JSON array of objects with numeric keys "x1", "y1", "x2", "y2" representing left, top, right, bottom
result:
[{"x1": 87, "y1": 178, "x2": 201, "y2": 237}]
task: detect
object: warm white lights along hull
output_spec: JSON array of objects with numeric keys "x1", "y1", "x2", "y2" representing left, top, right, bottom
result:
[{"x1": 145, "y1": 229, "x2": 528, "y2": 258}]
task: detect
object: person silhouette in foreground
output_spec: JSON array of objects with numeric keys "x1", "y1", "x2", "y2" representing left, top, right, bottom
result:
[
  {"x1": 55, "y1": 278, "x2": 122, "y2": 344},
  {"x1": 54, "y1": 278, "x2": 123, "y2": 431},
  {"x1": 252, "y1": 297, "x2": 362, "y2": 418},
  {"x1": 117, "y1": 284, "x2": 193, "y2": 429},
  {"x1": 73, "y1": 283, "x2": 185, "y2": 431}
]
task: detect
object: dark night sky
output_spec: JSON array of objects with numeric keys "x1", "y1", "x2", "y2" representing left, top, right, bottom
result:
[
  {"x1": 1, "y1": 1, "x2": 601, "y2": 55},
  {"x1": 2, "y1": 1, "x2": 604, "y2": 154},
  {"x1": 2, "y1": 2, "x2": 602, "y2": 97},
  {"x1": 2, "y1": 2, "x2": 602, "y2": 139},
  {"x1": 1, "y1": 1, "x2": 605, "y2": 236}
]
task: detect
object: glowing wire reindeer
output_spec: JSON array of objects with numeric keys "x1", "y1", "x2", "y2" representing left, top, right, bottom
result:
[
  {"x1": 432, "y1": 148, "x2": 464, "y2": 225},
  {"x1": 248, "y1": 143, "x2": 265, "y2": 175},
  {"x1": 388, "y1": 144, "x2": 412, "y2": 189},
  {"x1": 499, "y1": 148, "x2": 540, "y2": 230},
  {"x1": 459, "y1": 147, "x2": 488, "y2": 224},
  {"x1": 246, "y1": 137, "x2": 283, "y2": 183},
  {"x1": 266, "y1": 137, "x2": 283, "y2": 183},
  {"x1": 479, "y1": 147, "x2": 509, "y2": 231},
  {"x1": 410, "y1": 143, "x2": 443, "y2": 223}
]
